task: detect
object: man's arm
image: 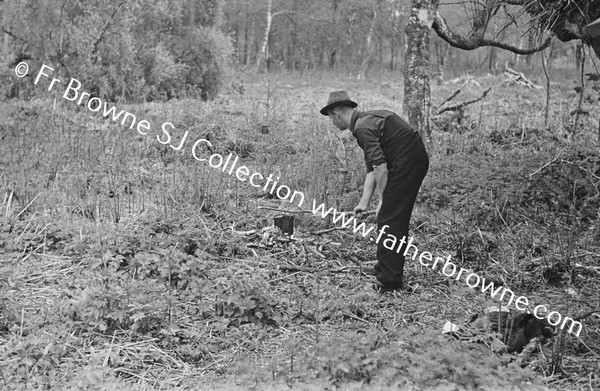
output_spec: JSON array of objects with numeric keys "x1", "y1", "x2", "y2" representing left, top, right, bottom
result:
[
  {"x1": 354, "y1": 163, "x2": 388, "y2": 215},
  {"x1": 372, "y1": 163, "x2": 388, "y2": 216},
  {"x1": 354, "y1": 171, "x2": 376, "y2": 214}
]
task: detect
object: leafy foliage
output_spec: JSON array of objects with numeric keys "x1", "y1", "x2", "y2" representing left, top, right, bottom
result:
[{"x1": 1, "y1": 0, "x2": 231, "y2": 101}]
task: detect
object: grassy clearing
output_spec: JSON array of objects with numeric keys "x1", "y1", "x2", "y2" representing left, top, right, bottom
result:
[{"x1": 0, "y1": 70, "x2": 599, "y2": 390}]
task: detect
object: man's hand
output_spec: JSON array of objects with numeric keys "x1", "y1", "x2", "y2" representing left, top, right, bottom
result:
[{"x1": 353, "y1": 202, "x2": 369, "y2": 215}]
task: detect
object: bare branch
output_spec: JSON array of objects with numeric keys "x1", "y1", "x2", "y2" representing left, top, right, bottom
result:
[
  {"x1": 436, "y1": 87, "x2": 492, "y2": 115},
  {"x1": 432, "y1": 10, "x2": 552, "y2": 54},
  {"x1": 483, "y1": 35, "x2": 551, "y2": 54},
  {"x1": 438, "y1": 89, "x2": 462, "y2": 109},
  {"x1": 91, "y1": 2, "x2": 127, "y2": 60},
  {"x1": 1, "y1": 28, "x2": 25, "y2": 43}
]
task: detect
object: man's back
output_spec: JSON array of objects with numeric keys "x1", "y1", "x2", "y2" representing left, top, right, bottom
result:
[{"x1": 351, "y1": 109, "x2": 423, "y2": 172}]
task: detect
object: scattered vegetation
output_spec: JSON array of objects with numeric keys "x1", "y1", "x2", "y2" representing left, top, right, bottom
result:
[{"x1": 0, "y1": 69, "x2": 599, "y2": 390}]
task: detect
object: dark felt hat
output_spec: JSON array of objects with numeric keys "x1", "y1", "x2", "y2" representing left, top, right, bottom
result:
[{"x1": 320, "y1": 90, "x2": 357, "y2": 115}]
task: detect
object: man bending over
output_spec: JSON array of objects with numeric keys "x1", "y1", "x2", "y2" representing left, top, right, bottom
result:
[{"x1": 321, "y1": 91, "x2": 429, "y2": 292}]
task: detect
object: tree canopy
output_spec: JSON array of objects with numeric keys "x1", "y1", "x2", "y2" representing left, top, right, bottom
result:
[
  {"x1": 431, "y1": 0, "x2": 600, "y2": 57},
  {"x1": 1, "y1": 0, "x2": 232, "y2": 101}
]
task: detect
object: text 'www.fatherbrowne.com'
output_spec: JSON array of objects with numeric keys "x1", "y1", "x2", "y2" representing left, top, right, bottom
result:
[{"x1": 19, "y1": 61, "x2": 583, "y2": 337}]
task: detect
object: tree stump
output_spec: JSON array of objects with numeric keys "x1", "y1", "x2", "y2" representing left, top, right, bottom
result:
[{"x1": 274, "y1": 214, "x2": 294, "y2": 235}]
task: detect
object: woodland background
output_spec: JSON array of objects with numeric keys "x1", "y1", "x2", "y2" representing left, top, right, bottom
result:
[{"x1": 1, "y1": 0, "x2": 599, "y2": 390}]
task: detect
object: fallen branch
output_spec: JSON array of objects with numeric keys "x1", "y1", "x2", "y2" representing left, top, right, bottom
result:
[
  {"x1": 310, "y1": 227, "x2": 347, "y2": 235},
  {"x1": 278, "y1": 265, "x2": 318, "y2": 273},
  {"x1": 436, "y1": 87, "x2": 492, "y2": 115},
  {"x1": 561, "y1": 160, "x2": 600, "y2": 181},
  {"x1": 341, "y1": 209, "x2": 377, "y2": 216},
  {"x1": 574, "y1": 263, "x2": 600, "y2": 275},
  {"x1": 257, "y1": 206, "x2": 313, "y2": 214},
  {"x1": 231, "y1": 226, "x2": 258, "y2": 236},
  {"x1": 437, "y1": 89, "x2": 462, "y2": 109},
  {"x1": 504, "y1": 66, "x2": 542, "y2": 89},
  {"x1": 529, "y1": 155, "x2": 560, "y2": 177},
  {"x1": 342, "y1": 310, "x2": 372, "y2": 324},
  {"x1": 573, "y1": 310, "x2": 600, "y2": 321},
  {"x1": 306, "y1": 245, "x2": 326, "y2": 259},
  {"x1": 258, "y1": 205, "x2": 377, "y2": 217}
]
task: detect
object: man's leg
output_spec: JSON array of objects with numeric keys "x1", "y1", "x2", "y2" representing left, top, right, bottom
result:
[
  {"x1": 375, "y1": 183, "x2": 418, "y2": 287},
  {"x1": 375, "y1": 148, "x2": 428, "y2": 288}
]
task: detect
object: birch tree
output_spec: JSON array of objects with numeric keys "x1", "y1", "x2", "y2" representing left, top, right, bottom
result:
[
  {"x1": 358, "y1": 0, "x2": 378, "y2": 80},
  {"x1": 255, "y1": 0, "x2": 272, "y2": 70},
  {"x1": 404, "y1": 0, "x2": 438, "y2": 141}
]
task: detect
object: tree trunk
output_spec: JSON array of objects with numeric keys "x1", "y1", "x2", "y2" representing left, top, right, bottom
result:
[
  {"x1": 488, "y1": 46, "x2": 497, "y2": 70},
  {"x1": 590, "y1": 39, "x2": 600, "y2": 62},
  {"x1": 243, "y1": 0, "x2": 250, "y2": 65},
  {"x1": 245, "y1": 15, "x2": 255, "y2": 66},
  {"x1": 2, "y1": 2, "x2": 9, "y2": 61},
  {"x1": 390, "y1": 2, "x2": 396, "y2": 71},
  {"x1": 256, "y1": 0, "x2": 273, "y2": 71},
  {"x1": 512, "y1": 36, "x2": 523, "y2": 67},
  {"x1": 489, "y1": 24, "x2": 507, "y2": 71},
  {"x1": 434, "y1": 40, "x2": 448, "y2": 85},
  {"x1": 525, "y1": 30, "x2": 536, "y2": 68},
  {"x1": 330, "y1": 0, "x2": 338, "y2": 69},
  {"x1": 358, "y1": 0, "x2": 378, "y2": 80},
  {"x1": 404, "y1": 0, "x2": 438, "y2": 142},
  {"x1": 290, "y1": 13, "x2": 298, "y2": 70},
  {"x1": 575, "y1": 42, "x2": 584, "y2": 71},
  {"x1": 213, "y1": 0, "x2": 223, "y2": 30}
]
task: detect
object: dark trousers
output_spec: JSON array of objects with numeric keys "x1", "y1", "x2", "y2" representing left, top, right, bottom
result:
[{"x1": 376, "y1": 136, "x2": 429, "y2": 287}]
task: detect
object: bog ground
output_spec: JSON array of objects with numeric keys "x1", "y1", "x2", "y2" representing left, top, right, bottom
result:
[{"x1": 0, "y1": 70, "x2": 599, "y2": 391}]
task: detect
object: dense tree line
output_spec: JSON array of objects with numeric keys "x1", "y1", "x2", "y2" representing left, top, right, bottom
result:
[
  {"x1": 2, "y1": 0, "x2": 599, "y2": 105},
  {"x1": 224, "y1": 0, "x2": 406, "y2": 74},
  {"x1": 1, "y1": 0, "x2": 232, "y2": 101},
  {"x1": 222, "y1": 0, "x2": 599, "y2": 74}
]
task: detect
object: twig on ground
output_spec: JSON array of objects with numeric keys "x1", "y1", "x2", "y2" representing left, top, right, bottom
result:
[
  {"x1": 347, "y1": 256, "x2": 362, "y2": 266},
  {"x1": 3, "y1": 190, "x2": 14, "y2": 217},
  {"x1": 310, "y1": 227, "x2": 347, "y2": 235},
  {"x1": 16, "y1": 194, "x2": 39, "y2": 218},
  {"x1": 257, "y1": 206, "x2": 313, "y2": 214},
  {"x1": 231, "y1": 225, "x2": 258, "y2": 236},
  {"x1": 342, "y1": 310, "x2": 372, "y2": 324},
  {"x1": 573, "y1": 309, "x2": 600, "y2": 321},
  {"x1": 278, "y1": 265, "x2": 317, "y2": 273},
  {"x1": 561, "y1": 159, "x2": 600, "y2": 181},
  {"x1": 436, "y1": 87, "x2": 492, "y2": 115},
  {"x1": 529, "y1": 155, "x2": 561, "y2": 177},
  {"x1": 349, "y1": 209, "x2": 377, "y2": 216},
  {"x1": 437, "y1": 89, "x2": 462, "y2": 109},
  {"x1": 574, "y1": 263, "x2": 600, "y2": 275},
  {"x1": 198, "y1": 352, "x2": 237, "y2": 373},
  {"x1": 504, "y1": 67, "x2": 542, "y2": 89},
  {"x1": 306, "y1": 245, "x2": 326, "y2": 259}
]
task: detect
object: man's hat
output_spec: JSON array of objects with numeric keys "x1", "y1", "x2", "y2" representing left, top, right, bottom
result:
[{"x1": 320, "y1": 90, "x2": 357, "y2": 115}]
